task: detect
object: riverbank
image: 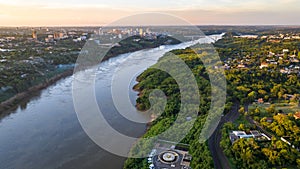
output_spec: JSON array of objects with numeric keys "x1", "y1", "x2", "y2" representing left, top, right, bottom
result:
[
  {"x1": 0, "y1": 69, "x2": 73, "y2": 114},
  {"x1": 0, "y1": 39, "x2": 173, "y2": 169},
  {"x1": 124, "y1": 46, "x2": 218, "y2": 169},
  {"x1": 0, "y1": 35, "x2": 181, "y2": 115}
]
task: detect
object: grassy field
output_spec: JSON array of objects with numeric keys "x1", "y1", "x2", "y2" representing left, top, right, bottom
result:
[{"x1": 249, "y1": 102, "x2": 300, "y2": 114}]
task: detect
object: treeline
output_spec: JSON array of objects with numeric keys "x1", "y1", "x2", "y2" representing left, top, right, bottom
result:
[
  {"x1": 105, "y1": 35, "x2": 181, "y2": 60},
  {"x1": 124, "y1": 47, "x2": 217, "y2": 169}
]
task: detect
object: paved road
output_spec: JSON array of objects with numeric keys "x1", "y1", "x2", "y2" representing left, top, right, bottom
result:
[{"x1": 208, "y1": 102, "x2": 240, "y2": 169}]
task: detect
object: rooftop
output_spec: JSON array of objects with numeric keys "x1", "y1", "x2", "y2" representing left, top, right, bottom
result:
[
  {"x1": 147, "y1": 140, "x2": 192, "y2": 169},
  {"x1": 294, "y1": 112, "x2": 300, "y2": 119}
]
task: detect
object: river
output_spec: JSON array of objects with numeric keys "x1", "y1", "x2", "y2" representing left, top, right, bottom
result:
[{"x1": 0, "y1": 34, "x2": 222, "y2": 169}]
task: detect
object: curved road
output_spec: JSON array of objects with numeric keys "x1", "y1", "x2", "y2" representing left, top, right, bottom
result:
[{"x1": 208, "y1": 102, "x2": 240, "y2": 169}]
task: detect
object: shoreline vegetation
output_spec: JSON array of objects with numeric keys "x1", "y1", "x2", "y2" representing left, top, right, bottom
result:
[
  {"x1": 0, "y1": 35, "x2": 180, "y2": 115},
  {"x1": 124, "y1": 46, "x2": 225, "y2": 169},
  {"x1": 132, "y1": 84, "x2": 158, "y2": 128},
  {"x1": 0, "y1": 69, "x2": 73, "y2": 114}
]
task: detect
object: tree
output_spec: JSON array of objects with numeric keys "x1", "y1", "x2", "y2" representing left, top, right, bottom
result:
[
  {"x1": 297, "y1": 159, "x2": 300, "y2": 168},
  {"x1": 247, "y1": 91, "x2": 257, "y2": 102},
  {"x1": 238, "y1": 123, "x2": 246, "y2": 131},
  {"x1": 239, "y1": 106, "x2": 245, "y2": 114},
  {"x1": 266, "y1": 104, "x2": 276, "y2": 114}
]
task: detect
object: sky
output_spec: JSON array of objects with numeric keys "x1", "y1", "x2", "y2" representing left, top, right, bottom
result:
[{"x1": 0, "y1": 0, "x2": 300, "y2": 26}]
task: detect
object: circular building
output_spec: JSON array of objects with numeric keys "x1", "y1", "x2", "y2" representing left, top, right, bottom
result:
[{"x1": 158, "y1": 150, "x2": 179, "y2": 164}]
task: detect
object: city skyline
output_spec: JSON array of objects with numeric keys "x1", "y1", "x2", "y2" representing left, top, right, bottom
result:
[{"x1": 0, "y1": 0, "x2": 300, "y2": 26}]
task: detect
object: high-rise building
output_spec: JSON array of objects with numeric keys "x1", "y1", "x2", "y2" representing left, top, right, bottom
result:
[
  {"x1": 54, "y1": 32, "x2": 64, "y2": 39},
  {"x1": 59, "y1": 33, "x2": 64, "y2": 39},
  {"x1": 118, "y1": 34, "x2": 122, "y2": 39},
  {"x1": 146, "y1": 28, "x2": 150, "y2": 33},
  {"x1": 32, "y1": 30, "x2": 37, "y2": 39},
  {"x1": 99, "y1": 28, "x2": 103, "y2": 35},
  {"x1": 54, "y1": 32, "x2": 59, "y2": 39},
  {"x1": 139, "y1": 28, "x2": 143, "y2": 37}
]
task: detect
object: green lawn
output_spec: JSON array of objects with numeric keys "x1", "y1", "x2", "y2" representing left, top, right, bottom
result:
[{"x1": 249, "y1": 102, "x2": 300, "y2": 114}]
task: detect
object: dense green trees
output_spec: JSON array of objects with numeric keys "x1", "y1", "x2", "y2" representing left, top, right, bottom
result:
[
  {"x1": 260, "y1": 113, "x2": 300, "y2": 146},
  {"x1": 126, "y1": 32, "x2": 300, "y2": 168},
  {"x1": 221, "y1": 119, "x2": 300, "y2": 168},
  {"x1": 215, "y1": 36, "x2": 300, "y2": 105},
  {"x1": 124, "y1": 47, "x2": 215, "y2": 169},
  {"x1": 231, "y1": 138, "x2": 267, "y2": 168},
  {"x1": 217, "y1": 35, "x2": 300, "y2": 168}
]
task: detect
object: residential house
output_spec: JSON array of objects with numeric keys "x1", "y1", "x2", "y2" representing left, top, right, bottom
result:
[{"x1": 294, "y1": 112, "x2": 300, "y2": 120}]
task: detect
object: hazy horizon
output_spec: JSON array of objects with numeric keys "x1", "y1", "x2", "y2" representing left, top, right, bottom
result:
[
  {"x1": 3, "y1": 24, "x2": 300, "y2": 28},
  {"x1": 0, "y1": 0, "x2": 300, "y2": 26}
]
